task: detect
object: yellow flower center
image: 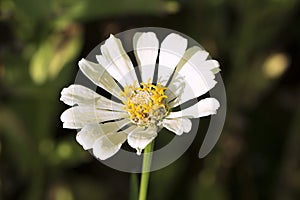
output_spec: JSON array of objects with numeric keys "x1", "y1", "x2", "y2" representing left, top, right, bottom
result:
[{"x1": 121, "y1": 81, "x2": 169, "y2": 127}]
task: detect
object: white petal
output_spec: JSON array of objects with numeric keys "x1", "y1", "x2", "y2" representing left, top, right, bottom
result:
[
  {"x1": 164, "y1": 46, "x2": 206, "y2": 102},
  {"x1": 76, "y1": 119, "x2": 130, "y2": 150},
  {"x1": 162, "y1": 118, "x2": 192, "y2": 135},
  {"x1": 180, "y1": 49, "x2": 220, "y2": 74},
  {"x1": 167, "y1": 46, "x2": 220, "y2": 106},
  {"x1": 60, "y1": 84, "x2": 124, "y2": 111},
  {"x1": 133, "y1": 32, "x2": 159, "y2": 82},
  {"x1": 157, "y1": 33, "x2": 187, "y2": 85},
  {"x1": 76, "y1": 124, "x2": 101, "y2": 150},
  {"x1": 167, "y1": 58, "x2": 217, "y2": 108},
  {"x1": 176, "y1": 46, "x2": 209, "y2": 71},
  {"x1": 127, "y1": 126, "x2": 157, "y2": 155},
  {"x1": 96, "y1": 54, "x2": 120, "y2": 81},
  {"x1": 60, "y1": 106, "x2": 128, "y2": 129},
  {"x1": 63, "y1": 121, "x2": 86, "y2": 129},
  {"x1": 121, "y1": 125, "x2": 137, "y2": 134},
  {"x1": 78, "y1": 58, "x2": 123, "y2": 99},
  {"x1": 92, "y1": 132, "x2": 127, "y2": 160},
  {"x1": 97, "y1": 34, "x2": 138, "y2": 86},
  {"x1": 200, "y1": 60, "x2": 220, "y2": 74},
  {"x1": 168, "y1": 98, "x2": 220, "y2": 119}
]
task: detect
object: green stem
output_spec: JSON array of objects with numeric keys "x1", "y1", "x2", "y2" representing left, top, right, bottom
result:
[{"x1": 138, "y1": 141, "x2": 154, "y2": 200}]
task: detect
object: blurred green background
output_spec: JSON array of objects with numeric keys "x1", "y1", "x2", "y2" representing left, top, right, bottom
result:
[{"x1": 1, "y1": 0, "x2": 300, "y2": 199}]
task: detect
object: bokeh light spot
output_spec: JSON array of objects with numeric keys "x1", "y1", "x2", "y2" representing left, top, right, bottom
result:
[
  {"x1": 57, "y1": 143, "x2": 73, "y2": 159},
  {"x1": 262, "y1": 53, "x2": 289, "y2": 79}
]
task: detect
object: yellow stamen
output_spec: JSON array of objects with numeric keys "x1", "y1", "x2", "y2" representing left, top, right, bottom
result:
[{"x1": 121, "y1": 82, "x2": 169, "y2": 127}]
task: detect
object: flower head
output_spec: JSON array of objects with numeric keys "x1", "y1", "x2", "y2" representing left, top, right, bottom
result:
[{"x1": 60, "y1": 32, "x2": 220, "y2": 160}]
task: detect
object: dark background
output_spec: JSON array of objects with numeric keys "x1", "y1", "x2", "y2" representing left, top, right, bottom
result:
[{"x1": 1, "y1": 0, "x2": 300, "y2": 199}]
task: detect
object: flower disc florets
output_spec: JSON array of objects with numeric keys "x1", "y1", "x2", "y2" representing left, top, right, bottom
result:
[{"x1": 122, "y1": 81, "x2": 169, "y2": 127}]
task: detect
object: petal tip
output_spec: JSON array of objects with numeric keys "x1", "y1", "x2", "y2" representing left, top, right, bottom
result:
[{"x1": 136, "y1": 148, "x2": 142, "y2": 155}]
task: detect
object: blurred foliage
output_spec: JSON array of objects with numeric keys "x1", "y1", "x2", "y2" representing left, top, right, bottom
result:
[{"x1": 1, "y1": 0, "x2": 300, "y2": 200}]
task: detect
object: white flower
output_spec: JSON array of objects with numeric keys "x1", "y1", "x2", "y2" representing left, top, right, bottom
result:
[{"x1": 60, "y1": 32, "x2": 220, "y2": 160}]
